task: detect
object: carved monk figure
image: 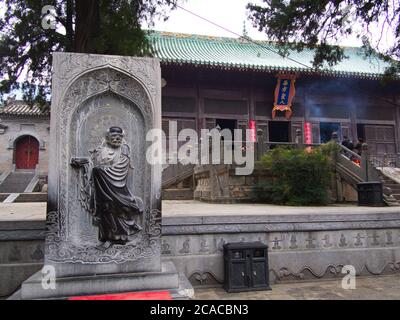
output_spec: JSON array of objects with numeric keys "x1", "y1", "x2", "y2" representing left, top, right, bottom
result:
[{"x1": 71, "y1": 126, "x2": 143, "y2": 247}]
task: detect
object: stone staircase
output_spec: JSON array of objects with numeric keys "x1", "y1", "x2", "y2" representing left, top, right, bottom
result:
[
  {"x1": 0, "y1": 171, "x2": 36, "y2": 193},
  {"x1": 162, "y1": 188, "x2": 194, "y2": 200},
  {"x1": 162, "y1": 164, "x2": 194, "y2": 200},
  {"x1": 334, "y1": 144, "x2": 400, "y2": 206},
  {"x1": 378, "y1": 169, "x2": 400, "y2": 206}
]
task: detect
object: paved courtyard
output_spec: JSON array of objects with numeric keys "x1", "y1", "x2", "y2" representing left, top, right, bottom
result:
[
  {"x1": 1, "y1": 201, "x2": 399, "y2": 301},
  {"x1": 194, "y1": 274, "x2": 400, "y2": 300},
  {"x1": 1, "y1": 200, "x2": 399, "y2": 221}
]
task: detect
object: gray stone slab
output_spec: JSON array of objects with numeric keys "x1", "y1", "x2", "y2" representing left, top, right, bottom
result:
[
  {"x1": 45, "y1": 53, "x2": 162, "y2": 274},
  {"x1": 0, "y1": 220, "x2": 46, "y2": 231},
  {"x1": 0, "y1": 230, "x2": 46, "y2": 241},
  {"x1": 0, "y1": 262, "x2": 42, "y2": 297},
  {"x1": 197, "y1": 212, "x2": 400, "y2": 224},
  {"x1": 0, "y1": 220, "x2": 46, "y2": 241},
  {"x1": 3, "y1": 193, "x2": 19, "y2": 203},
  {"x1": 48, "y1": 256, "x2": 162, "y2": 278},
  {"x1": 0, "y1": 171, "x2": 11, "y2": 185},
  {"x1": 162, "y1": 220, "x2": 400, "y2": 235},
  {"x1": 20, "y1": 261, "x2": 180, "y2": 299},
  {"x1": 13, "y1": 53, "x2": 195, "y2": 300}
]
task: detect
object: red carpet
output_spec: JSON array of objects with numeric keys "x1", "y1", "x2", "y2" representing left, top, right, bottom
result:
[{"x1": 68, "y1": 290, "x2": 172, "y2": 300}]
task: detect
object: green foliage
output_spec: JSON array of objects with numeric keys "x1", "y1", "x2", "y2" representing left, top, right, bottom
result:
[
  {"x1": 0, "y1": 0, "x2": 179, "y2": 107},
  {"x1": 318, "y1": 140, "x2": 341, "y2": 156},
  {"x1": 247, "y1": 0, "x2": 400, "y2": 76},
  {"x1": 255, "y1": 145, "x2": 334, "y2": 206}
]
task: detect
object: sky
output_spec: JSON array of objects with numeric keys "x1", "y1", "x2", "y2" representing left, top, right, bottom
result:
[
  {"x1": 0, "y1": 0, "x2": 393, "y2": 49},
  {"x1": 148, "y1": 0, "x2": 366, "y2": 47},
  {"x1": 149, "y1": 0, "x2": 266, "y2": 39}
]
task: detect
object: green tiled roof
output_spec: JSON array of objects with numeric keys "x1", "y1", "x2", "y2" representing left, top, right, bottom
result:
[
  {"x1": 149, "y1": 31, "x2": 392, "y2": 79},
  {"x1": 0, "y1": 101, "x2": 49, "y2": 116}
]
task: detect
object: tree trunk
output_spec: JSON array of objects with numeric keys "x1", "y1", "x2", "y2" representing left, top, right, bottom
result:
[
  {"x1": 65, "y1": 0, "x2": 74, "y2": 51},
  {"x1": 74, "y1": 0, "x2": 100, "y2": 53}
]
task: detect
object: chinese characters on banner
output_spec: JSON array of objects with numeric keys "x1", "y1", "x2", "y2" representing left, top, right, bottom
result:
[
  {"x1": 272, "y1": 74, "x2": 297, "y2": 119},
  {"x1": 249, "y1": 120, "x2": 256, "y2": 142},
  {"x1": 304, "y1": 122, "x2": 312, "y2": 144}
]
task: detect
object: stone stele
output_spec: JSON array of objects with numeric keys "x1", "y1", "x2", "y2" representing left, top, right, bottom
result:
[{"x1": 17, "y1": 52, "x2": 193, "y2": 299}]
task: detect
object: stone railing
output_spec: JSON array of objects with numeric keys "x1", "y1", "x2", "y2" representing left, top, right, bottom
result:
[{"x1": 370, "y1": 153, "x2": 400, "y2": 169}]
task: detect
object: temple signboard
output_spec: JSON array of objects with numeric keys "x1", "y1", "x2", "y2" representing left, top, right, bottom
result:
[{"x1": 272, "y1": 74, "x2": 297, "y2": 119}]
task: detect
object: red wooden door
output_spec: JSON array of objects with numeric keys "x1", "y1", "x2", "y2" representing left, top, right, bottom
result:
[{"x1": 15, "y1": 136, "x2": 39, "y2": 169}]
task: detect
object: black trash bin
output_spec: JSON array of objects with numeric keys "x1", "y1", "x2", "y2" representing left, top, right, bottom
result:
[
  {"x1": 357, "y1": 181, "x2": 384, "y2": 206},
  {"x1": 223, "y1": 241, "x2": 271, "y2": 293}
]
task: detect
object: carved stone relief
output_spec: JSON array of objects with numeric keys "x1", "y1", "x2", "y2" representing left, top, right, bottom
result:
[{"x1": 45, "y1": 53, "x2": 161, "y2": 266}]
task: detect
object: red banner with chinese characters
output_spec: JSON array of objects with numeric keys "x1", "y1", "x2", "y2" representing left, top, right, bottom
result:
[
  {"x1": 272, "y1": 74, "x2": 297, "y2": 119},
  {"x1": 304, "y1": 122, "x2": 312, "y2": 145},
  {"x1": 249, "y1": 120, "x2": 256, "y2": 142}
]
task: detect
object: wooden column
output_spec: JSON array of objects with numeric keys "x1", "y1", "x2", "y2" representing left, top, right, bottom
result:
[
  {"x1": 304, "y1": 88, "x2": 310, "y2": 122},
  {"x1": 349, "y1": 98, "x2": 358, "y2": 142},
  {"x1": 394, "y1": 95, "x2": 400, "y2": 154},
  {"x1": 197, "y1": 72, "x2": 205, "y2": 133},
  {"x1": 249, "y1": 74, "x2": 256, "y2": 123}
]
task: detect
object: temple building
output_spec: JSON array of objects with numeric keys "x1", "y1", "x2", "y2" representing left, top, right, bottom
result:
[
  {"x1": 152, "y1": 31, "x2": 399, "y2": 159},
  {"x1": 0, "y1": 31, "x2": 399, "y2": 178}
]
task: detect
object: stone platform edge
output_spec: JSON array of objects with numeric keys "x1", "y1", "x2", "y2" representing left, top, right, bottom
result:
[{"x1": 9, "y1": 261, "x2": 194, "y2": 300}]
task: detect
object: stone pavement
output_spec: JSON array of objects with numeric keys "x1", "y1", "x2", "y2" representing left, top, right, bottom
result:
[
  {"x1": 194, "y1": 275, "x2": 400, "y2": 300},
  {"x1": 1, "y1": 200, "x2": 399, "y2": 221},
  {"x1": 161, "y1": 200, "x2": 399, "y2": 216},
  {"x1": 0, "y1": 202, "x2": 46, "y2": 221}
]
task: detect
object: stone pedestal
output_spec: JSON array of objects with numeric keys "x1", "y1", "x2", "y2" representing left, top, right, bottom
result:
[{"x1": 17, "y1": 261, "x2": 193, "y2": 300}]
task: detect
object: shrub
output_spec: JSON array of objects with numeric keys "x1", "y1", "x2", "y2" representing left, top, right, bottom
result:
[{"x1": 256, "y1": 145, "x2": 334, "y2": 205}]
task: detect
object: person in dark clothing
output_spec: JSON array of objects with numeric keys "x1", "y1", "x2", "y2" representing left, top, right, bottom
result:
[
  {"x1": 354, "y1": 138, "x2": 363, "y2": 156},
  {"x1": 341, "y1": 136, "x2": 353, "y2": 150},
  {"x1": 341, "y1": 136, "x2": 355, "y2": 160}
]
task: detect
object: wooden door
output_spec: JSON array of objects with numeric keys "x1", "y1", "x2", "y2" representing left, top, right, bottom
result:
[
  {"x1": 15, "y1": 136, "x2": 39, "y2": 169},
  {"x1": 311, "y1": 122, "x2": 320, "y2": 144},
  {"x1": 364, "y1": 125, "x2": 396, "y2": 155}
]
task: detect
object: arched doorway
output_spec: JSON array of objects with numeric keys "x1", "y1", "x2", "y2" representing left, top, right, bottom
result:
[{"x1": 15, "y1": 135, "x2": 39, "y2": 170}]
